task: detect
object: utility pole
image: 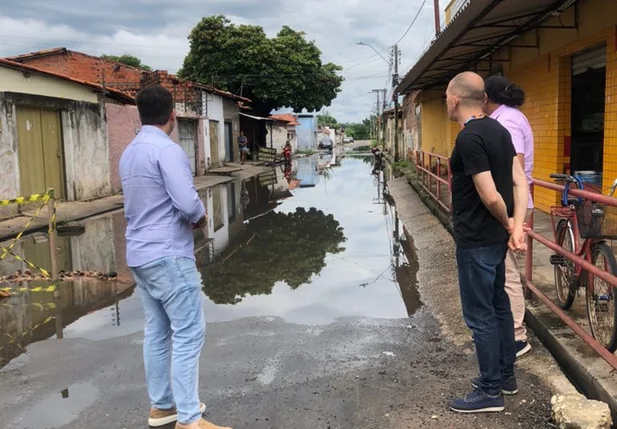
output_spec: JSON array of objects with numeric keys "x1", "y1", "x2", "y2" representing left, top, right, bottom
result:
[
  {"x1": 434, "y1": 0, "x2": 441, "y2": 36},
  {"x1": 393, "y1": 44, "x2": 400, "y2": 161},
  {"x1": 372, "y1": 89, "x2": 382, "y2": 143},
  {"x1": 381, "y1": 89, "x2": 387, "y2": 147}
]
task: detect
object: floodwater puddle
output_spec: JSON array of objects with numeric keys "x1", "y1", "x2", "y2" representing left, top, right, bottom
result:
[
  {"x1": 0, "y1": 154, "x2": 422, "y2": 367},
  {"x1": 7, "y1": 382, "x2": 98, "y2": 429}
]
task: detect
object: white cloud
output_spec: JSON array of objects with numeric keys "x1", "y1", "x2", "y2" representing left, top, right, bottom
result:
[{"x1": 0, "y1": 0, "x2": 440, "y2": 122}]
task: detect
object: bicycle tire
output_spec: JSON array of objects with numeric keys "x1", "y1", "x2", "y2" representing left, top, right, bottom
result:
[
  {"x1": 586, "y1": 241, "x2": 617, "y2": 352},
  {"x1": 554, "y1": 219, "x2": 577, "y2": 310}
]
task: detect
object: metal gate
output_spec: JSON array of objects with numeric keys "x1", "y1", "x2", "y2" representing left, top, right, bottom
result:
[
  {"x1": 572, "y1": 45, "x2": 606, "y2": 76},
  {"x1": 16, "y1": 107, "x2": 65, "y2": 199},
  {"x1": 177, "y1": 119, "x2": 197, "y2": 175}
]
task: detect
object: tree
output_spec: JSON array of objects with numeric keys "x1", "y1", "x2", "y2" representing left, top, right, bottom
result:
[
  {"x1": 342, "y1": 120, "x2": 371, "y2": 140},
  {"x1": 318, "y1": 112, "x2": 339, "y2": 128},
  {"x1": 101, "y1": 54, "x2": 152, "y2": 71},
  {"x1": 180, "y1": 15, "x2": 344, "y2": 116},
  {"x1": 202, "y1": 207, "x2": 346, "y2": 304}
]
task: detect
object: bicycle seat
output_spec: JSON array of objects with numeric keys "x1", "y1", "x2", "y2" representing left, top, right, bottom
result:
[{"x1": 566, "y1": 198, "x2": 579, "y2": 206}]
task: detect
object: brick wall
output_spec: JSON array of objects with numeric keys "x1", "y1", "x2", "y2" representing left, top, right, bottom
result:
[
  {"x1": 14, "y1": 51, "x2": 144, "y2": 92},
  {"x1": 506, "y1": 27, "x2": 616, "y2": 212},
  {"x1": 106, "y1": 103, "x2": 141, "y2": 194}
]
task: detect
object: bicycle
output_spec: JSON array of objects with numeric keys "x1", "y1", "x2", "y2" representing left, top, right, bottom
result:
[{"x1": 549, "y1": 173, "x2": 617, "y2": 352}]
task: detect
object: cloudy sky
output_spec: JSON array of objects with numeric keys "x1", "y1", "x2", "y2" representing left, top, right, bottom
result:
[{"x1": 0, "y1": 0, "x2": 444, "y2": 123}]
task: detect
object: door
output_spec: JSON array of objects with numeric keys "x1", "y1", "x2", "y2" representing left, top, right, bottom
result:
[
  {"x1": 177, "y1": 119, "x2": 197, "y2": 175},
  {"x1": 16, "y1": 107, "x2": 65, "y2": 199},
  {"x1": 571, "y1": 45, "x2": 606, "y2": 177},
  {"x1": 209, "y1": 121, "x2": 219, "y2": 169},
  {"x1": 224, "y1": 121, "x2": 234, "y2": 162}
]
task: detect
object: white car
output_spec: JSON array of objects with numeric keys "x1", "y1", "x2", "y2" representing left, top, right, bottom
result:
[{"x1": 343, "y1": 137, "x2": 352, "y2": 143}]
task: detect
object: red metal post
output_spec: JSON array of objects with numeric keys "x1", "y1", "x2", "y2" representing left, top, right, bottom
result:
[
  {"x1": 525, "y1": 279, "x2": 617, "y2": 371},
  {"x1": 436, "y1": 157, "x2": 441, "y2": 202}
]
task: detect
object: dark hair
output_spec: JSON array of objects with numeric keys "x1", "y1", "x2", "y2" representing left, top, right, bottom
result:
[
  {"x1": 485, "y1": 76, "x2": 525, "y2": 107},
  {"x1": 136, "y1": 85, "x2": 174, "y2": 126}
]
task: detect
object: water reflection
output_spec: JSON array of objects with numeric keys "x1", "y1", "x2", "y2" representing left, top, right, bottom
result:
[
  {"x1": 0, "y1": 155, "x2": 422, "y2": 367},
  {"x1": 200, "y1": 207, "x2": 346, "y2": 305},
  {"x1": 8, "y1": 382, "x2": 98, "y2": 429}
]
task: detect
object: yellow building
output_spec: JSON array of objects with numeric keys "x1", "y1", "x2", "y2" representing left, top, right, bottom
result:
[{"x1": 397, "y1": 0, "x2": 617, "y2": 213}]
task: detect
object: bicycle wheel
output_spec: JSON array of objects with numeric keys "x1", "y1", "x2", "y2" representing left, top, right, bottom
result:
[
  {"x1": 554, "y1": 219, "x2": 577, "y2": 310},
  {"x1": 587, "y1": 241, "x2": 617, "y2": 352}
]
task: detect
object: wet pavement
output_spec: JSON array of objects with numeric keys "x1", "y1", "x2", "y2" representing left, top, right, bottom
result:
[{"x1": 0, "y1": 154, "x2": 553, "y2": 428}]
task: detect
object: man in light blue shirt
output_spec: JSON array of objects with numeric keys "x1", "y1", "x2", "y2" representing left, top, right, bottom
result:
[{"x1": 120, "y1": 85, "x2": 231, "y2": 429}]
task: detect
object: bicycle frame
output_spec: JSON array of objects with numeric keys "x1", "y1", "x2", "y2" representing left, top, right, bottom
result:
[{"x1": 550, "y1": 176, "x2": 603, "y2": 290}]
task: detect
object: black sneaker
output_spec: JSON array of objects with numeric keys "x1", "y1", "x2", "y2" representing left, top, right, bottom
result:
[
  {"x1": 449, "y1": 389, "x2": 504, "y2": 413},
  {"x1": 516, "y1": 341, "x2": 531, "y2": 358},
  {"x1": 471, "y1": 376, "x2": 518, "y2": 395}
]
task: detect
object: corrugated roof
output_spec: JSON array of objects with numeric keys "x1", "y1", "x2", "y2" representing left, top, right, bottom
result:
[
  {"x1": 6, "y1": 47, "x2": 251, "y2": 103},
  {"x1": 270, "y1": 113, "x2": 300, "y2": 126},
  {"x1": 0, "y1": 58, "x2": 135, "y2": 104},
  {"x1": 397, "y1": 0, "x2": 578, "y2": 93}
]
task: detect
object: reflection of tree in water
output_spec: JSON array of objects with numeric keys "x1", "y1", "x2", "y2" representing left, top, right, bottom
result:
[{"x1": 202, "y1": 207, "x2": 346, "y2": 304}]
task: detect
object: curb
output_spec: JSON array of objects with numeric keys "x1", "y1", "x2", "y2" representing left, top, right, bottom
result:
[{"x1": 392, "y1": 173, "x2": 614, "y2": 429}]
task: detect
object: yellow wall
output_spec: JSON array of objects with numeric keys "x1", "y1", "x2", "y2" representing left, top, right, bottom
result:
[
  {"x1": 409, "y1": 0, "x2": 617, "y2": 213},
  {"x1": 497, "y1": 0, "x2": 617, "y2": 212},
  {"x1": 0, "y1": 66, "x2": 98, "y2": 103},
  {"x1": 417, "y1": 90, "x2": 453, "y2": 156}
]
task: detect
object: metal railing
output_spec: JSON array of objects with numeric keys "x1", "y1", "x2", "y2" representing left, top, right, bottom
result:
[
  {"x1": 413, "y1": 150, "x2": 452, "y2": 213},
  {"x1": 524, "y1": 180, "x2": 617, "y2": 370},
  {"x1": 407, "y1": 149, "x2": 617, "y2": 370}
]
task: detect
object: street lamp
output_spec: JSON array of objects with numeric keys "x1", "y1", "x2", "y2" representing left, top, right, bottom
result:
[{"x1": 356, "y1": 42, "x2": 390, "y2": 65}]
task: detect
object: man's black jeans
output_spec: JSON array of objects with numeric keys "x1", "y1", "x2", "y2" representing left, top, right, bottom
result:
[{"x1": 456, "y1": 242, "x2": 516, "y2": 395}]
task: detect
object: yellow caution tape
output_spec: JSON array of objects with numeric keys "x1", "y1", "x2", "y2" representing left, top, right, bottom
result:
[
  {"x1": 0, "y1": 284, "x2": 57, "y2": 294},
  {"x1": 0, "y1": 249, "x2": 51, "y2": 278}
]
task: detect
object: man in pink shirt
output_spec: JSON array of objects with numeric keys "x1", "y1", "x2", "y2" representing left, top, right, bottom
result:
[{"x1": 484, "y1": 76, "x2": 534, "y2": 358}]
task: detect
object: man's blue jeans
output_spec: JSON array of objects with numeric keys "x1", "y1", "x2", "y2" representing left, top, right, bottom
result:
[
  {"x1": 131, "y1": 256, "x2": 206, "y2": 425},
  {"x1": 456, "y1": 243, "x2": 516, "y2": 395}
]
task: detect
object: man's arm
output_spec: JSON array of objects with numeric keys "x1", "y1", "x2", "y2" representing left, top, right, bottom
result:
[
  {"x1": 472, "y1": 172, "x2": 510, "y2": 230},
  {"x1": 510, "y1": 156, "x2": 530, "y2": 251},
  {"x1": 159, "y1": 145, "x2": 206, "y2": 224}
]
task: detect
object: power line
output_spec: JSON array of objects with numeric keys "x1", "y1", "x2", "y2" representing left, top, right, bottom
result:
[{"x1": 393, "y1": 0, "x2": 429, "y2": 46}]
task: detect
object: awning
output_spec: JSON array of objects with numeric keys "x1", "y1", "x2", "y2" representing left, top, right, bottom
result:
[
  {"x1": 397, "y1": 0, "x2": 578, "y2": 94},
  {"x1": 240, "y1": 112, "x2": 274, "y2": 122}
]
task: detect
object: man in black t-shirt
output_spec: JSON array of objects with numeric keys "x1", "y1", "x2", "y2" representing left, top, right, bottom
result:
[{"x1": 446, "y1": 72, "x2": 529, "y2": 414}]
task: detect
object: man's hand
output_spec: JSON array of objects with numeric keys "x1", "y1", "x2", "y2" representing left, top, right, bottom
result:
[
  {"x1": 508, "y1": 226, "x2": 527, "y2": 254},
  {"x1": 192, "y1": 215, "x2": 207, "y2": 229}
]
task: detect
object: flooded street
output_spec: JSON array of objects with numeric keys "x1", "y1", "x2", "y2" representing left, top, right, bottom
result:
[
  {"x1": 0, "y1": 154, "x2": 552, "y2": 429},
  {"x1": 0, "y1": 154, "x2": 420, "y2": 367}
]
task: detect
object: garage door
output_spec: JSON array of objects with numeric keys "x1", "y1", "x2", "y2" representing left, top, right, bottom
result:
[{"x1": 16, "y1": 106, "x2": 65, "y2": 199}]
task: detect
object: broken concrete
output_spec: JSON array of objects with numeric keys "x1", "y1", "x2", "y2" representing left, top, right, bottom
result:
[{"x1": 552, "y1": 394, "x2": 612, "y2": 429}]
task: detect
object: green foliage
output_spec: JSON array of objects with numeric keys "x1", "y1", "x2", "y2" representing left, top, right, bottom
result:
[
  {"x1": 101, "y1": 54, "x2": 152, "y2": 71},
  {"x1": 296, "y1": 149, "x2": 316, "y2": 155},
  {"x1": 180, "y1": 15, "x2": 344, "y2": 115},
  {"x1": 202, "y1": 207, "x2": 346, "y2": 304},
  {"x1": 342, "y1": 121, "x2": 371, "y2": 140},
  {"x1": 391, "y1": 159, "x2": 415, "y2": 177},
  {"x1": 318, "y1": 112, "x2": 338, "y2": 128}
]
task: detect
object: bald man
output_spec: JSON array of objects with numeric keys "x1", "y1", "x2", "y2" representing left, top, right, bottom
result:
[{"x1": 445, "y1": 72, "x2": 529, "y2": 413}]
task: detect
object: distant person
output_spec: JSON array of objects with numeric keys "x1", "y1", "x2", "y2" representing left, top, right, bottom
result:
[
  {"x1": 238, "y1": 132, "x2": 249, "y2": 164},
  {"x1": 484, "y1": 75, "x2": 534, "y2": 358},
  {"x1": 371, "y1": 146, "x2": 384, "y2": 175},
  {"x1": 283, "y1": 140, "x2": 293, "y2": 165},
  {"x1": 446, "y1": 72, "x2": 528, "y2": 414},
  {"x1": 120, "y1": 85, "x2": 232, "y2": 429}
]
